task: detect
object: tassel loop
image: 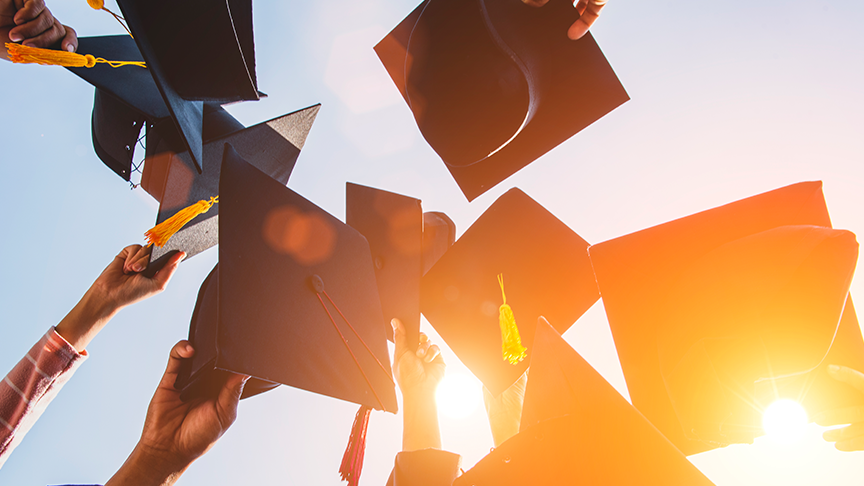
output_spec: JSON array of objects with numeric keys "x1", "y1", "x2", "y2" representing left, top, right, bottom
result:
[
  {"x1": 497, "y1": 274, "x2": 527, "y2": 365},
  {"x1": 340, "y1": 405, "x2": 372, "y2": 486},
  {"x1": 5, "y1": 43, "x2": 145, "y2": 68},
  {"x1": 145, "y1": 196, "x2": 218, "y2": 248}
]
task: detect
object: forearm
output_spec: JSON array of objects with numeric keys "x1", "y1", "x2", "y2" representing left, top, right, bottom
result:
[
  {"x1": 0, "y1": 329, "x2": 86, "y2": 467},
  {"x1": 402, "y1": 392, "x2": 442, "y2": 451},
  {"x1": 55, "y1": 288, "x2": 118, "y2": 353}
]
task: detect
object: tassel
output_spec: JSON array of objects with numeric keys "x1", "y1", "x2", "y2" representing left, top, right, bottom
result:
[
  {"x1": 5, "y1": 43, "x2": 145, "y2": 68},
  {"x1": 144, "y1": 196, "x2": 218, "y2": 248},
  {"x1": 497, "y1": 274, "x2": 527, "y2": 365},
  {"x1": 339, "y1": 405, "x2": 372, "y2": 486},
  {"x1": 87, "y1": 0, "x2": 133, "y2": 37}
]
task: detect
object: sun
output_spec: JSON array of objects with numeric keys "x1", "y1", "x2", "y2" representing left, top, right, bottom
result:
[
  {"x1": 436, "y1": 372, "x2": 482, "y2": 419},
  {"x1": 762, "y1": 399, "x2": 808, "y2": 443}
]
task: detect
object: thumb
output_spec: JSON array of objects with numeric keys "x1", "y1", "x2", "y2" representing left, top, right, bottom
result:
[
  {"x1": 215, "y1": 373, "x2": 249, "y2": 428},
  {"x1": 392, "y1": 318, "x2": 409, "y2": 360},
  {"x1": 151, "y1": 251, "x2": 186, "y2": 290}
]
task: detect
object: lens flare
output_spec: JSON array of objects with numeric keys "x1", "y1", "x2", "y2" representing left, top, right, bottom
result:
[
  {"x1": 762, "y1": 399, "x2": 808, "y2": 443},
  {"x1": 436, "y1": 372, "x2": 481, "y2": 419}
]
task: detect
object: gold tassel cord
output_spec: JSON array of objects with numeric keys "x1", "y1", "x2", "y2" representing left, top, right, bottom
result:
[
  {"x1": 497, "y1": 273, "x2": 527, "y2": 365},
  {"x1": 145, "y1": 197, "x2": 218, "y2": 248},
  {"x1": 87, "y1": 0, "x2": 133, "y2": 37},
  {"x1": 5, "y1": 43, "x2": 145, "y2": 68}
]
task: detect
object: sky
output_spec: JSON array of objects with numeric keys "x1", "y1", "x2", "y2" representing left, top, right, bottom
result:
[{"x1": 1, "y1": 0, "x2": 863, "y2": 485}]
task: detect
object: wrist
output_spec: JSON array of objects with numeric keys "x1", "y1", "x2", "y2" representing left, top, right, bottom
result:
[
  {"x1": 106, "y1": 443, "x2": 190, "y2": 486},
  {"x1": 55, "y1": 289, "x2": 117, "y2": 352}
]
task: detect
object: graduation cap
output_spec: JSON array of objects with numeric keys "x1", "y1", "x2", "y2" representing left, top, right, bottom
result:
[
  {"x1": 374, "y1": 0, "x2": 628, "y2": 201},
  {"x1": 589, "y1": 181, "x2": 864, "y2": 455},
  {"x1": 345, "y1": 183, "x2": 456, "y2": 345},
  {"x1": 175, "y1": 144, "x2": 397, "y2": 415},
  {"x1": 67, "y1": 3, "x2": 260, "y2": 175},
  {"x1": 420, "y1": 188, "x2": 599, "y2": 396},
  {"x1": 454, "y1": 319, "x2": 716, "y2": 486},
  {"x1": 141, "y1": 102, "x2": 320, "y2": 269}
]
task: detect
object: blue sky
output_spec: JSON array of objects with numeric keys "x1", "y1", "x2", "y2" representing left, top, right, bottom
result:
[{"x1": 1, "y1": 0, "x2": 863, "y2": 485}]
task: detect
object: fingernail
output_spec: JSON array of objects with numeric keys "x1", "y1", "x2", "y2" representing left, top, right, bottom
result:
[
  {"x1": 133, "y1": 263, "x2": 145, "y2": 273},
  {"x1": 66, "y1": 44, "x2": 74, "y2": 52},
  {"x1": 391, "y1": 319, "x2": 397, "y2": 330},
  {"x1": 9, "y1": 34, "x2": 22, "y2": 42},
  {"x1": 829, "y1": 364, "x2": 840, "y2": 373},
  {"x1": 416, "y1": 349, "x2": 424, "y2": 357},
  {"x1": 241, "y1": 375, "x2": 251, "y2": 384},
  {"x1": 185, "y1": 343, "x2": 195, "y2": 354}
]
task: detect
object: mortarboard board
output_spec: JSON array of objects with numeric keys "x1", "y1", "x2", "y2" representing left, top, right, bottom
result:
[
  {"x1": 454, "y1": 319, "x2": 716, "y2": 486},
  {"x1": 69, "y1": 0, "x2": 261, "y2": 174},
  {"x1": 176, "y1": 144, "x2": 397, "y2": 413},
  {"x1": 374, "y1": 0, "x2": 629, "y2": 201},
  {"x1": 345, "y1": 184, "x2": 457, "y2": 345},
  {"x1": 420, "y1": 188, "x2": 599, "y2": 396},
  {"x1": 588, "y1": 181, "x2": 864, "y2": 454},
  {"x1": 141, "y1": 102, "x2": 320, "y2": 270}
]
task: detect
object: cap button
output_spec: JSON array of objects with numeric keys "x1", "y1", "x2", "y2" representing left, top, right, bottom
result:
[{"x1": 309, "y1": 275, "x2": 325, "y2": 293}]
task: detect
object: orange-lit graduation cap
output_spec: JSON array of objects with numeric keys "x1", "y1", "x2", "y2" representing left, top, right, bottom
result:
[
  {"x1": 346, "y1": 183, "x2": 456, "y2": 344},
  {"x1": 374, "y1": 0, "x2": 628, "y2": 201},
  {"x1": 175, "y1": 144, "x2": 397, "y2": 413},
  {"x1": 589, "y1": 181, "x2": 864, "y2": 455},
  {"x1": 421, "y1": 188, "x2": 599, "y2": 396},
  {"x1": 455, "y1": 319, "x2": 716, "y2": 486}
]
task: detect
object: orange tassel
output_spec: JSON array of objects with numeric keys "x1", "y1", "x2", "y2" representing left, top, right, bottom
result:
[
  {"x1": 5, "y1": 43, "x2": 145, "y2": 68},
  {"x1": 145, "y1": 196, "x2": 218, "y2": 248},
  {"x1": 87, "y1": 0, "x2": 133, "y2": 37},
  {"x1": 497, "y1": 274, "x2": 527, "y2": 365}
]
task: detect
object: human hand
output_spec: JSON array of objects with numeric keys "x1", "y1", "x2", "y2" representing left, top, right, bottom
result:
[
  {"x1": 106, "y1": 341, "x2": 249, "y2": 486},
  {"x1": 55, "y1": 245, "x2": 184, "y2": 352},
  {"x1": 522, "y1": 0, "x2": 607, "y2": 40},
  {"x1": 392, "y1": 318, "x2": 446, "y2": 400},
  {"x1": 814, "y1": 364, "x2": 864, "y2": 451},
  {"x1": 1, "y1": 0, "x2": 77, "y2": 54}
]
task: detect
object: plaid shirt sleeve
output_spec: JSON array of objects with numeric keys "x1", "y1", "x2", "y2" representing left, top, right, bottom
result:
[{"x1": 0, "y1": 327, "x2": 87, "y2": 468}]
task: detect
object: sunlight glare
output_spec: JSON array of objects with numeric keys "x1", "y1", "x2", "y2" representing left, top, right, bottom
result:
[
  {"x1": 436, "y1": 372, "x2": 482, "y2": 419},
  {"x1": 762, "y1": 399, "x2": 808, "y2": 443}
]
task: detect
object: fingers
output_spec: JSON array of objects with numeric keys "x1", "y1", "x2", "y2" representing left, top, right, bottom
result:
[
  {"x1": 569, "y1": 0, "x2": 606, "y2": 40},
  {"x1": 60, "y1": 24, "x2": 76, "y2": 52},
  {"x1": 521, "y1": 0, "x2": 549, "y2": 6},
  {"x1": 12, "y1": 0, "x2": 45, "y2": 25},
  {"x1": 161, "y1": 341, "x2": 195, "y2": 386},
  {"x1": 814, "y1": 406, "x2": 864, "y2": 427},
  {"x1": 151, "y1": 251, "x2": 186, "y2": 291},
  {"x1": 824, "y1": 422, "x2": 864, "y2": 442},
  {"x1": 215, "y1": 373, "x2": 249, "y2": 428},
  {"x1": 834, "y1": 435, "x2": 864, "y2": 452},
  {"x1": 9, "y1": 5, "x2": 55, "y2": 45},
  {"x1": 123, "y1": 244, "x2": 151, "y2": 274},
  {"x1": 827, "y1": 364, "x2": 864, "y2": 394}
]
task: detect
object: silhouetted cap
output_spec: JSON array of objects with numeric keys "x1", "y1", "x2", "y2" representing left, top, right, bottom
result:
[
  {"x1": 68, "y1": 1, "x2": 260, "y2": 174},
  {"x1": 375, "y1": 0, "x2": 628, "y2": 201},
  {"x1": 346, "y1": 184, "x2": 456, "y2": 345},
  {"x1": 143, "y1": 103, "x2": 320, "y2": 269},
  {"x1": 454, "y1": 319, "x2": 716, "y2": 486},
  {"x1": 175, "y1": 144, "x2": 397, "y2": 412},
  {"x1": 421, "y1": 188, "x2": 598, "y2": 396},
  {"x1": 589, "y1": 181, "x2": 864, "y2": 455}
]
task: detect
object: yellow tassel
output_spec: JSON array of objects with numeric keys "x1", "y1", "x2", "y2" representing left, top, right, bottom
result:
[
  {"x1": 145, "y1": 196, "x2": 218, "y2": 248},
  {"x1": 87, "y1": 0, "x2": 133, "y2": 37},
  {"x1": 497, "y1": 274, "x2": 527, "y2": 365},
  {"x1": 5, "y1": 43, "x2": 145, "y2": 68}
]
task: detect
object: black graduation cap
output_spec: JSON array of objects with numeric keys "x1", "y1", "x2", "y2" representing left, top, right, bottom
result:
[
  {"x1": 420, "y1": 188, "x2": 599, "y2": 396},
  {"x1": 141, "y1": 102, "x2": 320, "y2": 269},
  {"x1": 374, "y1": 0, "x2": 628, "y2": 201},
  {"x1": 345, "y1": 184, "x2": 456, "y2": 345},
  {"x1": 68, "y1": 1, "x2": 260, "y2": 175},
  {"x1": 454, "y1": 319, "x2": 716, "y2": 486},
  {"x1": 176, "y1": 144, "x2": 397, "y2": 413},
  {"x1": 589, "y1": 181, "x2": 864, "y2": 455}
]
